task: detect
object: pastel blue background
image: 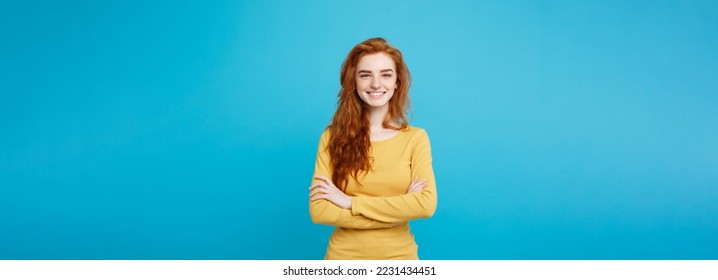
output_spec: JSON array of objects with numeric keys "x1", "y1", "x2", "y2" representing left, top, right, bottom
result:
[{"x1": 1, "y1": 0, "x2": 716, "y2": 259}]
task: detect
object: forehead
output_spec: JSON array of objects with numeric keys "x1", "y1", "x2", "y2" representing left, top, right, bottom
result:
[{"x1": 357, "y1": 52, "x2": 396, "y2": 71}]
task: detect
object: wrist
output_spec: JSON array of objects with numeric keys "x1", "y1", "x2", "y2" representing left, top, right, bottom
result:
[{"x1": 345, "y1": 196, "x2": 353, "y2": 209}]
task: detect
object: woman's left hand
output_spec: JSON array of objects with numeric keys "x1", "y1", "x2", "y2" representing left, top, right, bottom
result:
[{"x1": 309, "y1": 175, "x2": 352, "y2": 209}]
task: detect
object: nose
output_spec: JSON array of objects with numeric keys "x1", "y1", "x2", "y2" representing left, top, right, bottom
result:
[{"x1": 370, "y1": 76, "x2": 380, "y2": 89}]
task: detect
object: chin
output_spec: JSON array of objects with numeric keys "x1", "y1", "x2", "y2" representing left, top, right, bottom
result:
[
  {"x1": 368, "y1": 101, "x2": 390, "y2": 108},
  {"x1": 361, "y1": 96, "x2": 392, "y2": 108}
]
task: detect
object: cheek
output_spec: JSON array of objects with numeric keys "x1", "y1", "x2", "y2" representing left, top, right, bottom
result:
[
  {"x1": 355, "y1": 79, "x2": 367, "y2": 90},
  {"x1": 388, "y1": 79, "x2": 398, "y2": 91}
]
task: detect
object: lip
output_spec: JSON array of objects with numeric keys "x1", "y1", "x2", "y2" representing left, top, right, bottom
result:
[{"x1": 366, "y1": 91, "x2": 386, "y2": 98}]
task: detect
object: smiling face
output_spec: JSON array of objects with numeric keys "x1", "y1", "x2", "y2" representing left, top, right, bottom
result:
[{"x1": 355, "y1": 52, "x2": 397, "y2": 110}]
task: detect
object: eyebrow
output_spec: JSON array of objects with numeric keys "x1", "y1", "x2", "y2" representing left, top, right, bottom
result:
[{"x1": 357, "y1": 69, "x2": 395, "y2": 73}]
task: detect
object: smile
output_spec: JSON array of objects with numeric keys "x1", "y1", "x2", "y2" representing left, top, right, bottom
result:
[{"x1": 367, "y1": 91, "x2": 386, "y2": 97}]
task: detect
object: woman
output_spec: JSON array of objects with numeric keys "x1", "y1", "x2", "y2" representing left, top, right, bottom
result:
[{"x1": 308, "y1": 37, "x2": 438, "y2": 260}]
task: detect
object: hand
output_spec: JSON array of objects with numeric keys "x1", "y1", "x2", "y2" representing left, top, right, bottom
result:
[
  {"x1": 309, "y1": 175, "x2": 352, "y2": 209},
  {"x1": 407, "y1": 176, "x2": 427, "y2": 193}
]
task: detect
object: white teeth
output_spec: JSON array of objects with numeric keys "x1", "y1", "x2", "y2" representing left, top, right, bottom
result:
[{"x1": 368, "y1": 92, "x2": 384, "y2": 96}]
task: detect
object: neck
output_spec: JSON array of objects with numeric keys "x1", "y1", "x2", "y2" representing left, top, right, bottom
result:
[{"x1": 367, "y1": 105, "x2": 390, "y2": 131}]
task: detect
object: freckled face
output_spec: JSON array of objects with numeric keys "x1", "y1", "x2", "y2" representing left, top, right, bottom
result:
[{"x1": 355, "y1": 52, "x2": 397, "y2": 110}]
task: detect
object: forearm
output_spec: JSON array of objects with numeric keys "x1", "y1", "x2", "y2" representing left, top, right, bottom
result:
[
  {"x1": 309, "y1": 199, "x2": 396, "y2": 229},
  {"x1": 350, "y1": 187, "x2": 437, "y2": 224}
]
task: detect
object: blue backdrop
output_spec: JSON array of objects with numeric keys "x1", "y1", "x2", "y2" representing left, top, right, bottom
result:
[{"x1": 1, "y1": 0, "x2": 716, "y2": 259}]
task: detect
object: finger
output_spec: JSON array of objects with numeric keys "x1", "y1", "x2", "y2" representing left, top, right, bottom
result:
[
  {"x1": 309, "y1": 181, "x2": 328, "y2": 191},
  {"x1": 309, "y1": 188, "x2": 326, "y2": 197},
  {"x1": 310, "y1": 193, "x2": 327, "y2": 201},
  {"x1": 410, "y1": 181, "x2": 427, "y2": 192},
  {"x1": 314, "y1": 176, "x2": 334, "y2": 186},
  {"x1": 409, "y1": 180, "x2": 425, "y2": 189},
  {"x1": 317, "y1": 176, "x2": 339, "y2": 190},
  {"x1": 314, "y1": 175, "x2": 336, "y2": 187},
  {"x1": 409, "y1": 177, "x2": 420, "y2": 187}
]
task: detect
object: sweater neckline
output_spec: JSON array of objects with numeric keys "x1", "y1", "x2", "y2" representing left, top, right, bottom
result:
[{"x1": 370, "y1": 129, "x2": 404, "y2": 143}]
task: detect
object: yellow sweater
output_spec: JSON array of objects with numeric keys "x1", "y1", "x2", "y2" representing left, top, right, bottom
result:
[{"x1": 309, "y1": 126, "x2": 438, "y2": 260}]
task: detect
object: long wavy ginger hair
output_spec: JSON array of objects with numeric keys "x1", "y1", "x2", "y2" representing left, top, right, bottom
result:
[{"x1": 328, "y1": 37, "x2": 411, "y2": 190}]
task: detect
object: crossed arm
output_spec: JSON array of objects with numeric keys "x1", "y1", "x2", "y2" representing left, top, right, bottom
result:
[{"x1": 308, "y1": 130, "x2": 437, "y2": 228}]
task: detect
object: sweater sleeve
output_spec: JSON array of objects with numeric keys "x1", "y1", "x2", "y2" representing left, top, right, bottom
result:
[
  {"x1": 308, "y1": 131, "x2": 395, "y2": 229},
  {"x1": 350, "y1": 129, "x2": 438, "y2": 223}
]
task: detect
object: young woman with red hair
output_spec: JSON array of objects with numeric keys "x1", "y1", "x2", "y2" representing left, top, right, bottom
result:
[{"x1": 309, "y1": 37, "x2": 438, "y2": 260}]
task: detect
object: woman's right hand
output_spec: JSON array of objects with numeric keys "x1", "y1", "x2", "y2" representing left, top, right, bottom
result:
[
  {"x1": 406, "y1": 176, "x2": 427, "y2": 193},
  {"x1": 310, "y1": 175, "x2": 353, "y2": 209}
]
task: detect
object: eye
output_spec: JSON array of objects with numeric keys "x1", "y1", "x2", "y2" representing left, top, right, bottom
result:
[
  {"x1": 382, "y1": 73, "x2": 393, "y2": 78},
  {"x1": 359, "y1": 74, "x2": 370, "y2": 78}
]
